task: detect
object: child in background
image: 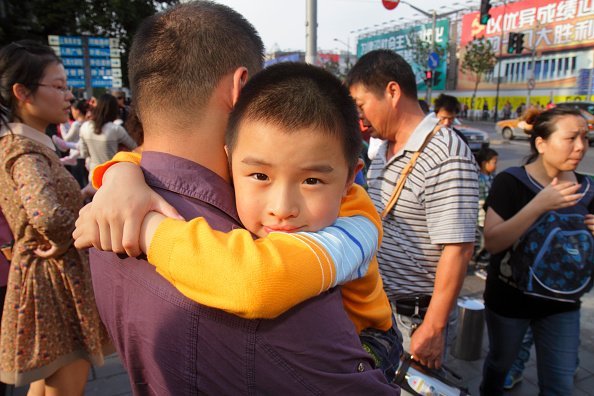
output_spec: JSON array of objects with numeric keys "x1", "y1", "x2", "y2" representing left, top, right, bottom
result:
[
  {"x1": 74, "y1": 62, "x2": 402, "y2": 381},
  {"x1": 474, "y1": 148, "x2": 498, "y2": 279}
]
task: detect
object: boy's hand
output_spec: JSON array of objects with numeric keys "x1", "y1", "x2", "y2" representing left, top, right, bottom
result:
[
  {"x1": 73, "y1": 162, "x2": 182, "y2": 257},
  {"x1": 532, "y1": 178, "x2": 583, "y2": 213},
  {"x1": 586, "y1": 214, "x2": 594, "y2": 236}
]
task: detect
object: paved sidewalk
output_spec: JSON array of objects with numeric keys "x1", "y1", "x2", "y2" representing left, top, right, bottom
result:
[{"x1": 7, "y1": 273, "x2": 594, "y2": 395}]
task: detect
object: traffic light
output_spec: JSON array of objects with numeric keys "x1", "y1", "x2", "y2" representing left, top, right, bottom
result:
[
  {"x1": 514, "y1": 32, "x2": 525, "y2": 54},
  {"x1": 432, "y1": 70, "x2": 442, "y2": 87},
  {"x1": 424, "y1": 70, "x2": 433, "y2": 86},
  {"x1": 480, "y1": 0, "x2": 492, "y2": 25},
  {"x1": 507, "y1": 32, "x2": 525, "y2": 54}
]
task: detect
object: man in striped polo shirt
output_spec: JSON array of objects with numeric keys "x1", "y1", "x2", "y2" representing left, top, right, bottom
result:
[{"x1": 347, "y1": 50, "x2": 478, "y2": 370}]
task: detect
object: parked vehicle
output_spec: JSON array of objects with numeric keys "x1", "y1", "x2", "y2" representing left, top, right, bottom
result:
[
  {"x1": 452, "y1": 119, "x2": 490, "y2": 152},
  {"x1": 457, "y1": 126, "x2": 490, "y2": 152}
]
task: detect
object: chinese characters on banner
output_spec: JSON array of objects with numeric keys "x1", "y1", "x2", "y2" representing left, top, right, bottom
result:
[
  {"x1": 458, "y1": 0, "x2": 594, "y2": 91},
  {"x1": 356, "y1": 19, "x2": 449, "y2": 91}
]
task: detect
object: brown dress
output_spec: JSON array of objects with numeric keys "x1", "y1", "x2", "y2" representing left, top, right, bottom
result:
[{"x1": 0, "y1": 124, "x2": 110, "y2": 386}]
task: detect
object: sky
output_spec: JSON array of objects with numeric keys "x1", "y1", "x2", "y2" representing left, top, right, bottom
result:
[{"x1": 210, "y1": 0, "x2": 483, "y2": 53}]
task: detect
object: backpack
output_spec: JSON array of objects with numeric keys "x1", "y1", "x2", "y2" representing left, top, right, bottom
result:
[{"x1": 498, "y1": 167, "x2": 594, "y2": 303}]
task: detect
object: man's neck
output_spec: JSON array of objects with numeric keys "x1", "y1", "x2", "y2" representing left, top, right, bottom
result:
[
  {"x1": 386, "y1": 101, "x2": 426, "y2": 159},
  {"x1": 142, "y1": 114, "x2": 231, "y2": 184}
]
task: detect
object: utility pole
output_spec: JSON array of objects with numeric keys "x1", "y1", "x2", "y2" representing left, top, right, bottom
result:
[
  {"x1": 527, "y1": 47, "x2": 537, "y2": 105},
  {"x1": 493, "y1": 0, "x2": 507, "y2": 122},
  {"x1": 584, "y1": 52, "x2": 594, "y2": 101},
  {"x1": 305, "y1": 0, "x2": 317, "y2": 65}
]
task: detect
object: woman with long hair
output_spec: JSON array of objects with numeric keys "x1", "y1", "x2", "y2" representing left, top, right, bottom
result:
[
  {"x1": 480, "y1": 107, "x2": 593, "y2": 395},
  {"x1": 0, "y1": 40, "x2": 109, "y2": 395},
  {"x1": 78, "y1": 93, "x2": 137, "y2": 177}
]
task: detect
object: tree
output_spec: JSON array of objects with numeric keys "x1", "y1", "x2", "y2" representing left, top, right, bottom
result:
[
  {"x1": 0, "y1": 0, "x2": 179, "y2": 87},
  {"x1": 461, "y1": 36, "x2": 497, "y2": 110}
]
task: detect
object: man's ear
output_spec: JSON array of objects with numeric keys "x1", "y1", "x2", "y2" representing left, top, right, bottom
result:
[
  {"x1": 12, "y1": 83, "x2": 31, "y2": 102},
  {"x1": 385, "y1": 81, "x2": 401, "y2": 106},
  {"x1": 344, "y1": 158, "x2": 365, "y2": 196},
  {"x1": 231, "y1": 67, "x2": 249, "y2": 106}
]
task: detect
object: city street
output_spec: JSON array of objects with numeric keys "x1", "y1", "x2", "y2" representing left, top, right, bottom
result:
[{"x1": 464, "y1": 119, "x2": 594, "y2": 176}]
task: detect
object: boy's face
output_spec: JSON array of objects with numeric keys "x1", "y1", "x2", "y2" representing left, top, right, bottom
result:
[
  {"x1": 483, "y1": 156, "x2": 498, "y2": 175},
  {"x1": 230, "y1": 120, "x2": 358, "y2": 238}
]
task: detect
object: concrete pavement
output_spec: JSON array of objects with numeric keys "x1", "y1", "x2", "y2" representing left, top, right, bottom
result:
[{"x1": 7, "y1": 271, "x2": 594, "y2": 395}]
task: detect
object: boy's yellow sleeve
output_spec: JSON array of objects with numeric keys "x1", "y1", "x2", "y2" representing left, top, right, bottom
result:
[
  {"x1": 150, "y1": 219, "x2": 336, "y2": 318},
  {"x1": 148, "y1": 185, "x2": 389, "y2": 322},
  {"x1": 91, "y1": 151, "x2": 141, "y2": 189}
]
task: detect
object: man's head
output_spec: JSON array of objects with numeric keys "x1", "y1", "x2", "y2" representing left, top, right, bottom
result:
[
  {"x1": 345, "y1": 50, "x2": 418, "y2": 140},
  {"x1": 128, "y1": 1, "x2": 264, "y2": 132},
  {"x1": 433, "y1": 94, "x2": 461, "y2": 127},
  {"x1": 225, "y1": 62, "x2": 363, "y2": 237}
]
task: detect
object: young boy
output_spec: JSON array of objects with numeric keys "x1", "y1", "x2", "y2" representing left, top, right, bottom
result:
[
  {"x1": 75, "y1": 62, "x2": 402, "y2": 380},
  {"x1": 473, "y1": 147, "x2": 498, "y2": 279}
]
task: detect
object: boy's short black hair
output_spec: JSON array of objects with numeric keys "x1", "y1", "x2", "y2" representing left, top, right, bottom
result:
[
  {"x1": 345, "y1": 49, "x2": 417, "y2": 101},
  {"x1": 227, "y1": 62, "x2": 362, "y2": 175},
  {"x1": 434, "y1": 94, "x2": 461, "y2": 114},
  {"x1": 128, "y1": 1, "x2": 264, "y2": 125},
  {"x1": 476, "y1": 147, "x2": 498, "y2": 165}
]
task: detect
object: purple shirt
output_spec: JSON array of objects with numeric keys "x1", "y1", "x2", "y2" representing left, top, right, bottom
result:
[{"x1": 90, "y1": 151, "x2": 398, "y2": 395}]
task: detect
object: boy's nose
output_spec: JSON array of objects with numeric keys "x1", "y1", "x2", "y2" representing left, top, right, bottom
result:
[{"x1": 268, "y1": 189, "x2": 299, "y2": 220}]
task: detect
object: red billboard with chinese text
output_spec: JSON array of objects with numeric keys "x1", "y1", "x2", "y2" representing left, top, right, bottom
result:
[{"x1": 458, "y1": 0, "x2": 594, "y2": 91}]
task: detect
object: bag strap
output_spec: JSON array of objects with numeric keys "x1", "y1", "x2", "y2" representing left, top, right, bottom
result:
[{"x1": 381, "y1": 124, "x2": 441, "y2": 219}]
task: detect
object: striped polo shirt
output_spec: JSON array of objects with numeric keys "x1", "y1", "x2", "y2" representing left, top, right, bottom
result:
[{"x1": 367, "y1": 115, "x2": 479, "y2": 300}]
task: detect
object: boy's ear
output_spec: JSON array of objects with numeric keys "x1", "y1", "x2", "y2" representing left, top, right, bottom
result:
[
  {"x1": 344, "y1": 158, "x2": 364, "y2": 197},
  {"x1": 231, "y1": 67, "x2": 249, "y2": 106}
]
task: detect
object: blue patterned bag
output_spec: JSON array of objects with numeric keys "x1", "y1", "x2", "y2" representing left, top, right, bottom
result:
[{"x1": 499, "y1": 167, "x2": 594, "y2": 303}]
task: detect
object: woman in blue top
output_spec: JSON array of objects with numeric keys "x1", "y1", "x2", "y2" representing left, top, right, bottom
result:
[{"x1": 480, "y1": 107, "x2": 594, "y2": 395}]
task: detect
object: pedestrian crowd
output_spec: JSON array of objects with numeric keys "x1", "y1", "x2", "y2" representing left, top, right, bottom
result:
[{"x1": 0, "y1": 2, "x2": 592, "y2": 396}]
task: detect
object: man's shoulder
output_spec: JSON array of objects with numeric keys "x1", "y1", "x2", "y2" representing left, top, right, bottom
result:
[{"x1": 424, "y1": 126, "x2": 475, "y2": 162}]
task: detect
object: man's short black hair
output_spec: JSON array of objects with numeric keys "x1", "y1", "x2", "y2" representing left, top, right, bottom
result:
[
  {"x1": 345, "y1": 49, "x2": 417, "y2": 100},
  {"x1": 128, "y1": 1, "x2": 264, "y2": 125},
  {"x1": 434, "y1": 94, "x2": 461, "y2": 114},
  {"x1": 227, "y1": 62, "x2": 362, "y2": 175}
]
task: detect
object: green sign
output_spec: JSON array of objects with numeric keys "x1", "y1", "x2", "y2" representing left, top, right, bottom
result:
[{"x1": 356, "y1": 19, "x2": 450, "y2": 91}]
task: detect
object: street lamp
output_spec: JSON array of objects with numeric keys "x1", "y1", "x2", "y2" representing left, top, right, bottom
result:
[{"x1": 333, "y1": 37, "x2": 351, "y2": 70}]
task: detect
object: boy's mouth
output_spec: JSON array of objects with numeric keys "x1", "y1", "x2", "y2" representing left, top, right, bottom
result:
[{"x1": 263, "y1": 225, "x2": 303, "y2": 234}]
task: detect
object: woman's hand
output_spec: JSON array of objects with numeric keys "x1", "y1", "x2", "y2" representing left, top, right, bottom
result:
[
  {"x1": 531, "y1": 178, "x2": 584, "y2": 213},
  {"x1": 72, "y1": 162, "x2": 182, "y2": 257},
  {"x1": 35, "y1": 240, "x2": 70, "y2": 258}
]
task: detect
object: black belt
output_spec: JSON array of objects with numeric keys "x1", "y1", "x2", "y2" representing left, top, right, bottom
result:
[{"x1": 394, "y1": 295, "x2": 432, "y2": 318}]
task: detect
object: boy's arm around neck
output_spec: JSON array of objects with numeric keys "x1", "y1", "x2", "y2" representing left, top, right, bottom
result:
[{"x1": 148, "y1": 185, "x2": 384, "y2": 319}]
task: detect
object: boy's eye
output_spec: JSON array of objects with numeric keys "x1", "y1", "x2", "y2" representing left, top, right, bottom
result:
[
  {"x1": 304, "y1": 178, "x2": 321, "y2": 185},
  {"x1": 250, "y1": 173, "x2": 269, "y2": 181}
]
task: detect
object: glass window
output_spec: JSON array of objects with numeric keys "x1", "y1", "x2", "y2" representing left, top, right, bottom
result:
[
  {"x1": 543, "y1": 59, "x2": 549, "y2": 80},
  {"x1": 534, "y1": 60, "x2": 542, "y2": 80}
]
